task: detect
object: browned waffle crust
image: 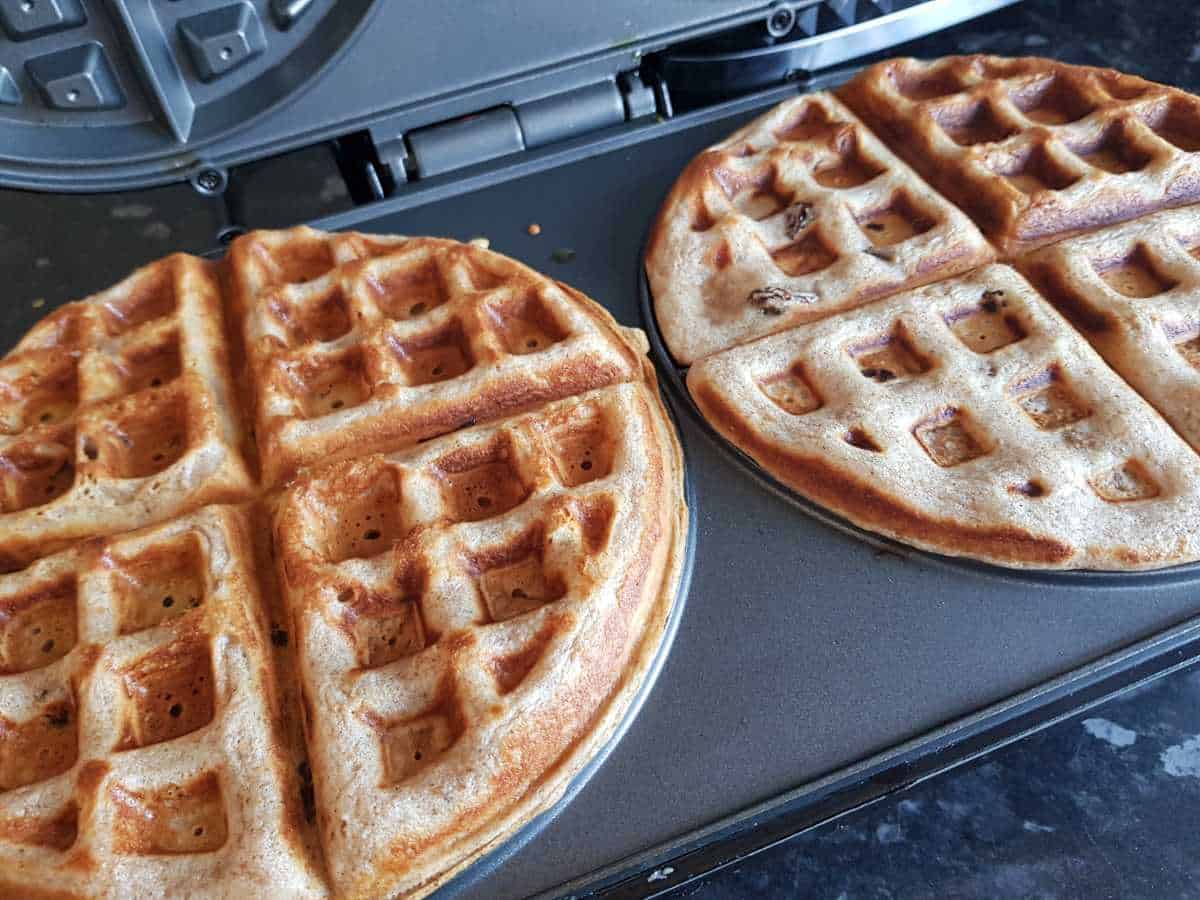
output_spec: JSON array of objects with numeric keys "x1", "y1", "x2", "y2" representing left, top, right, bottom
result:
[
  {"x1": 0, "y1": 228, "x2": 688, "y2": 898},
  {"x1": 838, "y1": 55, "x2": 1200, "y2": 255},
  {"x1": 649, "y1": 56, "x2": 1200, "y2": 570}
]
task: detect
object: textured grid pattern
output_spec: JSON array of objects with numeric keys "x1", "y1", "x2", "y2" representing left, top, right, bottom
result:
[
  {"x1": 0, "y1": 254, "x2": 254, "y2": 571},
  {"x1": 688, "y1": 264, "x2": 1200, "y2": 569},
  {"x1": 645, "y1": 90, "x2": 994, "y2": 364},
  {"x1": 839, "y1": 55, "x2": 1200, "y2": 255},
  {"x1": 273, "y1": 382, "x2": 676, "y2": 896},
  {"x1": 0, "y1": 505, "x2": 325, "y2": 898},
  {"x1": 1022, "y1": 206, "x2": 1200, "y2": 453},
  {"x1": 232, "y1": 228, "x2": 645, "y2": 486}
]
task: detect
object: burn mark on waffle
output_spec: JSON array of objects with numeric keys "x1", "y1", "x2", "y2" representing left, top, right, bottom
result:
[
  {"x1": 747, "y1": 286, "x2": 818, "y2": 316},
  {"x1": 1010, "y1": 479, "x2": 1047, "y2": 499},
  {"x1": 297, "y1": 761, "x2": 316, "y2": 824},
  {"x1": 913, "y1": 407, "x2": 990, "y2": 468},
  {"x1": 0, "y1": 691, "x2": 78, "y2": 791},
  {"x1": 1012, "y1": 365, "x2": 1091, "y2": 431},
  {"x1": 111, "y1": 770, "x2": 228, "y2": 855},
  {"x1": 0, "y1": 574, "x2": 77, "y2": 674},
  {"x1": 1090, "y1": 459, "x2": 1161, "y2": 503},
  {"x1": 270, "y1": 625, "x2": 289, "y2": 647},
  {"x1": 848, "y1": 324, "x2": 930, "y2": 384}
]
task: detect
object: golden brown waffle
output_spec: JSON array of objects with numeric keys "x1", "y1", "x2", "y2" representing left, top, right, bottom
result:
[
  {"x1": 838, "y1": 55, "x2": 1200, "y2": 256},
  {"x1": 0, "y1": 505, "x2": 327, "y2": 897},
  {"x1": 0, "y1": 255, "x2": 254, "y2": 571},
  {"x1": 645, "y1": 91, "x2": 994, "y2": 364},
  {"x1": 689, "y1": 264, "x2": 1200, "y2": 569},
  {"x1": 273, "y1": 382, "x2": 682, "y2": 897},
  {"x1": 1022, "y1": 206, "x2": 1200, "y2": 452},
  {"x1": 0, "y1": 229, "x2": 688, "y2": 898}
]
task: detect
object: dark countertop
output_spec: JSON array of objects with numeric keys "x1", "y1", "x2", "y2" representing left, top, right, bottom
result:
[
  {"x1": 696, "y1": 2, "x2": 1200, "y2": 897},
  {"x1": 3, "y1": 2, "x2": 1200, "y2": 898}
]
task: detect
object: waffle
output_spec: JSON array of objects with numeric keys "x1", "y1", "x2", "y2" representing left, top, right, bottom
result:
[
  {"x1": 838, "y1": 55, "x2": 1200, "y2": 256},
  {"x1": 0, "y1": 255, "x2": 254, "y2": 571},
  {"x1": 0, "y1": 229, "x2": 688, "y2": 898},
  {"x1": 689, "y1": 264, "x2": 1200, "y2": 569},
  {"x1": 1022, "y1": 206, "x2": 1200, "y2": 453},
  {"x1": 645, "y1": 91, "x2": 994, "y2": 364}
]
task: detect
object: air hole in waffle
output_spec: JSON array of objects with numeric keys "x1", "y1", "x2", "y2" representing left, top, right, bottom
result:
[
  {"x1": 812, "y1": 133, "x2": 884, "y2": 188},
  {"x1": 992, "y1": 144, "x2": 1082, "y2": 194},
  {"x1": 378, "y1": 701, "x2": 464, "y2": 786},
  {"x1": 1012, "y1": 365, "x2": 1091, "y2": 430},
  {"x1": 389, "y1": 320, "x2": 474, "y2": 386},
  {"x1": 0, "y1": 425, "x2": 75, "y2": 512},
  {"x1": 1009, "y1": 75, "x2": 1098, "y2": 125},
  {"x1": 0, "y1": 691, "x2": 77, "y2": 792},
  {"x1": 1067, "y1": 122, "x2": 1154, "y2": 174},
  {"x1": 288, "y1": 346, "x2": 372, "y2": 418},
  {"x1": 772, "y1": 102, "x2": 848, "y2": 143},
  {"x1": 110, "y1": 330, "x2": 183, "y2": 395},
  {"x1": 112, "y1": 532, "x2": 206, "y2": 635},
  {"x1": 848, "y1": 323, "x2": 930, "y2": 384},
  {"x1": 117, "y1": 634, "x2": 215, "y2": 751},
  {"x1": 943, "y1": 292, "x2": 1027, "y2": 353},
  {"x1": 542, "y1": 401, "x2": 615, "y2": 487},
  {"x1": 771, "y1": 231, "x2": 838, "y2": 276},
  {"x1": 888, "y1": 63, "x2": 965, "y2": 101},
  {"x1": 435, "y1": 439, "x2": 530, "y2": 524},
  {"x1": 365, "y1": 256, "x2": 450, "y2": 321},
  {"x1": 91, "y1": 391, "x2": 188, "y2": 479},
  {"x1": 934, "y1": 101, "x2": 1018, "y2": 147},
  {"x1": 486, "y1": 288, "x2": 569, "y2": 356},
  {"x1": 1093, "y1": 244, "x2": 1178, "y2": 298},
  {"x1": 1141, "y1": 97, "x2": 1200, "y2": 152},
  {"x1": 2, "y1": 356, "x2": 79, "y2": 434},
  {"x1": 758, "y1": 364, "x2": 822, "y2": 415},
  {"x1": 111, "y1": 771, "x2": 228, "y2": 855},
  {"x1": 318, "y1": 465, "x2": 407, "y2": 563},
  {"x1": 344, "y1": 580, "x2": 427, "y2": 669},
  {"x1": 0, "y1": 574, "x2": 76, "y2": 674},
  {"x1": 855, "y1": 193, "x2": 934, "y2": 247},
  {"x1": 0, "y1": 800, "x2": 77, "y2": 850},
  {"x1": 473, "y1": 529, "x2": 566, "y2": 623},
  {"x1": 913, "y1": 408, "x2": 989, "y2": 468},
  {"x1": 1090, "y1": 459, "x2": 1160, "y2": 503},
  {"x1": 843, "y1": 428, "x2": 882, "y2": 452},
  {"x1": 100, "y1": 266, "x2": 176, "y2": 335},
  {"x1": 270, "y1": 284, "x2": 352, "y2": 345}
]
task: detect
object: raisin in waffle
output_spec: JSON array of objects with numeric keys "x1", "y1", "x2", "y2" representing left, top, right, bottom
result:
[
  {"x1": 688, "y1": 264, "x2": 1200, "y2": 569},
  {"x1": 1022, "y1": 206, "x2": 1200, "y2": 453},
  {"x1": 645, "y1": 91, "x2": 994, "y2": 364},
  {"x1": 839, "y1": 56, "x2": 1200, "y2": 256},
  {"x1": 0, "y1": 228, "x2": 688, "y2": 898}
]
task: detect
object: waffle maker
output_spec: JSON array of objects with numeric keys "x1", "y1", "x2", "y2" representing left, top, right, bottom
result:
[{"x1": 12, "y1": 1, "x2": 1200, "y2": 897}]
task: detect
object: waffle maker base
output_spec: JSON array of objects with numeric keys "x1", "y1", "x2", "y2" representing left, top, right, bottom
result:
[{"x1": 14, "y1": 83, "x2": 1200, "y2": 899}]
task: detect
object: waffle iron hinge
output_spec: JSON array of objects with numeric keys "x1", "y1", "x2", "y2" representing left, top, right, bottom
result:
[{"x1": 356, "y1": 71, "x2": 663, "y2": 200}]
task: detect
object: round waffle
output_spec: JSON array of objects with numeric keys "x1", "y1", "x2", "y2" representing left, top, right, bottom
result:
[
  {"x1": 648, "y1": 57, "x2": 1200, "y2": 570},
  {"x1": 0, "y1": 227, "x2": 688, "y2": 898}
]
